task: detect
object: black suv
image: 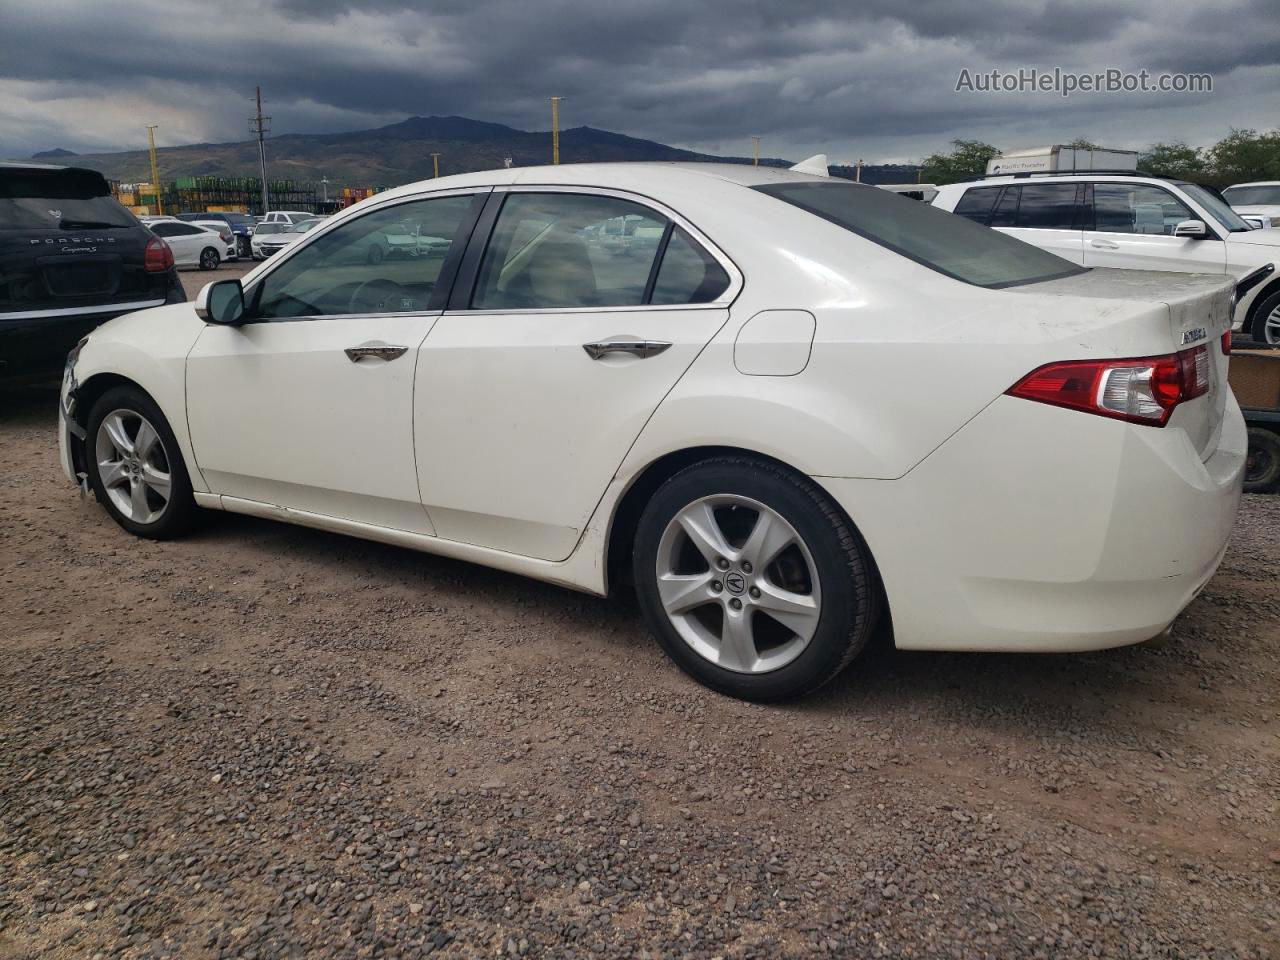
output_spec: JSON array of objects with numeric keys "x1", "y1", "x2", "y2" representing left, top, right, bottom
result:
[{"x1": 1, "y1": 162, "x2": 185, "y2": 383}]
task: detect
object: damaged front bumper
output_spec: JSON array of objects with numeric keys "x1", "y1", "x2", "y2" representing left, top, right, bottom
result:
[{"x1": 58, "y1": 343, "x2": 90, "y2": 494}]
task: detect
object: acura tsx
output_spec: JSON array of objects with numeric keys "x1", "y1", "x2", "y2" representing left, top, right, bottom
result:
[{"x1": 58, "y1": 161, "x2": 1246, "y2": 701}]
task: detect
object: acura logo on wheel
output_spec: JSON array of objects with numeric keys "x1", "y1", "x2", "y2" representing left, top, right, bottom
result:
[{"x1": 724, "y1": 572, "x2": 746, "y2": 595}]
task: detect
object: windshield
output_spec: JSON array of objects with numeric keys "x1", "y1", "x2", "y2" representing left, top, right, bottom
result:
[
  {"x1": 290, "y1": 220, "x2": 322, "y2": 233},
  {"x1": 1222, "y1": 185, "x2": 1280, "y2": 206},
  {"x1": 756, "y1": 181, "x2": 1085, "y2": 288},
  {"x1": 1178, "y1": 183, "x2": 1252, "y2": 233},
  {"x1": 0, "y1": 169, "x2": 135, "y2": 230},
  {"x1": 256, "y1": 223, "x2": 289, "y2": 235}
]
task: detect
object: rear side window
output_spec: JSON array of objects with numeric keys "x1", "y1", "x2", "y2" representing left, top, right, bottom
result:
[
  {"x1": 990, "y1": 186, "x2": 1019, "y2": 227},
  {"x1": 1015, "y1": 184, "x2": 1079, "y2": 229},
  {"x1": 650, "y1": 227, "x2": 730, "y2": 305},
  {"x1": 756, "y1": 181, "x2": 1084, "y2": 289},
  {"x1": 953, "y1": 186, "x2": 1001, "y2": 224},
  {"x1": 0, "y1": 169, "x2": 135, "y2": 230},
  {"x1": 471, "y1": 193, "x2": 730, "y2": 310}
]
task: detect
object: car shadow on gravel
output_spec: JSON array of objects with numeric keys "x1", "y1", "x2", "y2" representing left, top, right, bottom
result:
[
  {"x1": 0, "y1": 384, "x2": 59, "y2": 423},
  {"x1": 191, "y1": 507, "x2": 1206, "y2": 742}
]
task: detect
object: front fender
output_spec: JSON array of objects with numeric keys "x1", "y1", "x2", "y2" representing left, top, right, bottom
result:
[{"x1": 69, "y1": 303, "x2": 209, "y2": 493}]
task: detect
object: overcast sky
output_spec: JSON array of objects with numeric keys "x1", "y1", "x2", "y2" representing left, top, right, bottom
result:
[{"x1": 1, "y1": 0, "x2": 1277, "y2": 164}]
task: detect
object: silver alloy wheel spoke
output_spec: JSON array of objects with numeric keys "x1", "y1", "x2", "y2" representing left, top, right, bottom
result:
[
  {"x1": 752, "y1": 580, "x2": 821, "y2": 640},
  {"x1": 655, "y1": 494, "x2": 822, "y2": 675},
  {"x1": 1266, "y1": 305, "x2": 1280, "y2": 344},
  {"x1": 94, "y1": 408, "x2": 171, "y2": 525},
  {"x1": 102, "y1": 413, "x2": 134, "y2": 458},
  {"x1": 656, "y1": 571, "x2": 716, "y2": 615},
  {"x1": 676, "y1": 502, "x2": 735, "y2": 565}
]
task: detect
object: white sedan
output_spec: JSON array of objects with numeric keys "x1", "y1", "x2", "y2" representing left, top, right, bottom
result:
[
  {"x1": 58, "y1": 161, "x2": 1245, "y2": 701},
  {"x1": 143, "y1": 218, "x2": 230, "y2": 270}
]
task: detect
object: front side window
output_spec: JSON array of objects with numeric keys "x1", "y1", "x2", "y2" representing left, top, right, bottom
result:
[
  {"x1": 1093, "y1": 184, "x2": 1194, "y2": 236},
  {"x1": 756, "y1": 181, "x2": 1084, "y2": 289},
  {"x1": 253, "y1": 193, "x2": 479, "y2": 320}
]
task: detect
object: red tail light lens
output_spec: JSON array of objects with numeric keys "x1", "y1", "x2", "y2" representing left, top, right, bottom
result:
[
  {"x1": 1222, "y1": 331, "x2": 1231, "y2": 355},
  {"x1": 144, "y1": 236, "x2": 174, "y2": 272},
  {"x1": 1007, "y1": 345, "x2": 1210, "y2": 427}
]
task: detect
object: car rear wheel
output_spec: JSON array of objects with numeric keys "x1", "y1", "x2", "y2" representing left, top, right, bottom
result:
[
  {"x1": 633, "y1": 456, "x2": 879, "y2": 702},
  {"x1": 199, "y1": 247, "x2": 220, "y2": 271},
  {"x1": 86, "y1": 386, "x2": 196, "y2": 539},
  {"x1": 1245, "y1": 427, "x2": 1280, "y2": 493}
]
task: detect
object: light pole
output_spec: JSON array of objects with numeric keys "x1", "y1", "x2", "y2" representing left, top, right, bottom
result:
[
  {"x1": 751, "y1": 136, "x2": 760, "y2": 166},
  {"x1": 549, "y1": 96, "x2": 563, "y2": 165},
  {"x1": 431, "y1": 152, "x2": 441, "y2": 178},
  {"x1": 145, "y1": 125, "x2": 162, "y2": 215}
]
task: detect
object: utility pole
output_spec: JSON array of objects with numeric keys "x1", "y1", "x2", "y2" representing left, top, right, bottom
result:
[
  {"x1": 430, "y1": 152, "x2": 441, "y2": 178},
  {"x1": 855, "y1": 158, "x2": 863, "y2": 182},
  {"x1": 145, "y1": 125, "x2": 163, "y2": 215},
  {"x1": 249, "y1": 86, "x2": 271, "y2": 215},
  {"x1": 320, "y1": 177, "x2": 329, "y2": 203},
  {"x1": 548, "y1": 96, "x2": 563, "y2": 165},
  {"x1": 751, "y1": 136, "x2": 761, "y2": 166}
]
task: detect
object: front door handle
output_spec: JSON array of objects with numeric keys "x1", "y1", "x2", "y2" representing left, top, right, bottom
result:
[
  {"x1": 345, "y1": 343, "x2": 408, "y2": 363},
  {"x1": 1090, "y1": 239, "x2": 1120, "y2": 250},
  {"x1": 582, "y1": 338, "x2": 672, "y2": 360}
]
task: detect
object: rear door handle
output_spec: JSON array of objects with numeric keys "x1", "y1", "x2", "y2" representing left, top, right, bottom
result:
[
  {"x1": 345, "y1": 342, "x2": 408, "y2": 363},
  {"x1": 582, "y1": 339, "x2": 672, "y2": 360},
  {"x1": 1090, "y1": 239, "x2": 1120, "y2": 250}
]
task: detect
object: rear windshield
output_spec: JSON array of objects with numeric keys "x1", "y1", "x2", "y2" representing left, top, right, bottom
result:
[
  {"x1": 0, "y1": 169, "x2": 135, "y2": 230},
  {"x1": 1222, "y1": 185, "x2": 1280, "y2": 206},
  {"x1": 755, "y1": 181, "x2": 1085, "y2": 289}
]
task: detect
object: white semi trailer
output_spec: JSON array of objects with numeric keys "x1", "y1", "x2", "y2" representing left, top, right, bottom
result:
[{"x1": 986, "y1": 145, "x2": 1140, "y2": 175}]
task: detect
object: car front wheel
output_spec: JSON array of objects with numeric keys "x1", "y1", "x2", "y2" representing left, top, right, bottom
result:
[
  {"x1": 633, "y1": 456, "x2": 879, "y2": 702},
  {"x1": 85, "y1": 386, "x2": 197, "y2": 540}
]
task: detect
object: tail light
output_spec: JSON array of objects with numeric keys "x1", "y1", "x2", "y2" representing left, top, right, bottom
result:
[
  {"x1": 1222, "y1": 331, "x2": 1231, "y2": 355},
  {"x1": 1007, "y1": 345, "x2": 1210, "y2": 427},
  {"x1": 144, "y1": 236, "x2": 174, "y2": 272}
]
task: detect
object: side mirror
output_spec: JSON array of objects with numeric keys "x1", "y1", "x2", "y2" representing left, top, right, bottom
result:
[
  {"x1": 195, "y1": 279, "x2": 246, "y2": 325},
  {"x1": 1173, "y1": 219, "x2": 1209, "y2": 240}
]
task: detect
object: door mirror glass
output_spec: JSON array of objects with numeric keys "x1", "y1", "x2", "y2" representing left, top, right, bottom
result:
[
  {"x1": 196, "y1": 279, "x2": 246, "y2": 325},
  {"x1": 1173, "y1": 219, "x2": 1209, "y2": 239}
]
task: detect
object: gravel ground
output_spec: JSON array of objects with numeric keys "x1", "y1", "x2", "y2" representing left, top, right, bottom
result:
[{"x1": 1, "y1": 375, "x2": 1278, "y2": 959}]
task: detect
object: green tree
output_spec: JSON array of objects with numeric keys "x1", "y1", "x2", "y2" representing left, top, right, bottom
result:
[
  {"x1": 920, "y1": 139, "x2": 1000, "y2": 184},
  {"x1": 1139, "y1": 141, "x2": 1207, "y2": 179},
  {"x1": 1205, "y1": 128, "x2": 1280, "y2": 184},
  {"x1": 1066, "y1": 138, "x2": 1102, "y2": 150}
]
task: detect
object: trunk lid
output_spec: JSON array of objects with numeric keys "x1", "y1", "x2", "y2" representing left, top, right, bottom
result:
[{"x1": 1010, "y1": 268, "x2": 1234, "y2": 460}]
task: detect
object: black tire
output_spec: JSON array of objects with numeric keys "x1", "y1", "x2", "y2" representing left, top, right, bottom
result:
[
  {"x1": 367, "y1": 244, "x2": 385, "y2": 265},
  {"x1": 199, "y1": 247, "x2": 220, "y2": 271},
  {"x1": 633, "y1": 456, "x2": 880, "y2": 702},
  {"x1": 1244, "y1": 426, "x2": 1280, "y2": 493},
  {"x1": 85, "y1": 385, "x2": 197, "y2": 540},
  {"x1": 1248, "y1": 288, "x2": 1280, "y2": 347}
]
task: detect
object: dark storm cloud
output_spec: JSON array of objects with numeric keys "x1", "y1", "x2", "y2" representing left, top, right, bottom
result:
[{"x1": 1, "y1": 0, "x2": 1277, "y2": 162}]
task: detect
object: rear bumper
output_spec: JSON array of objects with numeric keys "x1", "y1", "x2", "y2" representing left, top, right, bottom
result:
[{"x1": 823, "y1": 393, "x2": 1246, "y2": 652}]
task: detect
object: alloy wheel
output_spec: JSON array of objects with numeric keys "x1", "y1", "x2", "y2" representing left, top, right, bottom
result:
[
  {"x1": 655, "y1": 495, "x2": 822, "y2": 674},
  {"x1": 1264, "y1": 304, "x2": 1280, "y2": 346},
  {"x1": 94, "y1": 409, "x2": 172, "y2": 524}
]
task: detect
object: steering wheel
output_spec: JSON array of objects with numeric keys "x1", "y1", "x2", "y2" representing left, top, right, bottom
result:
[{"x1": 348, "y1": 278, "x2": 408, "y2": 314}]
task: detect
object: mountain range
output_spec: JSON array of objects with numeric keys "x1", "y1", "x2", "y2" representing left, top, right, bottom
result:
[{"x1": 27, "y1": 115, "x2": 921, "y2": 187}]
